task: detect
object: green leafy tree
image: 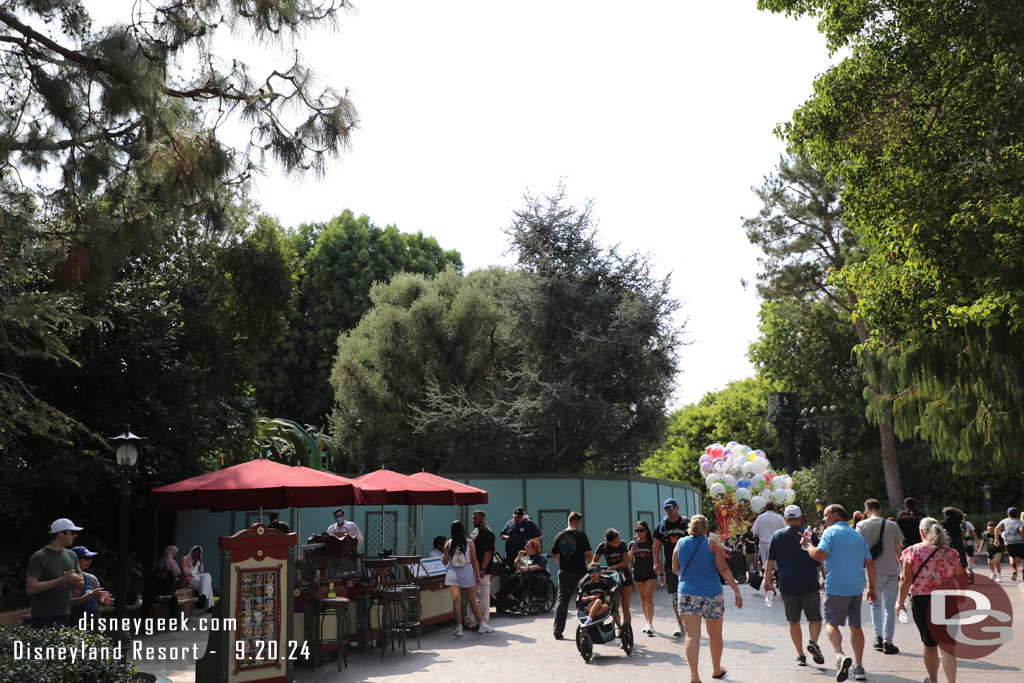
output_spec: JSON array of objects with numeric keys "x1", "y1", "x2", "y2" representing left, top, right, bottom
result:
[
  {"x1": 640, "y1": 377, "x2": 779, "y2": 487},
  {"x1": 744, "y1": 154, "x2": 904, "y2": 508},
  {"x1": 256, "y1": 210, "x2": 462, "y2": 426},
  {"x1": 1, "y1": 0, "x2": 356, "y2": 442},
  {"x1": 495, "y1": 188, "x2": 680, "y2": 473},
  {"x1": 331, "y1": 189, "x2": 681, "y2": 474},
  {"x1": 759, "y1": 0, "x2": 1024, "y2": 470},
  {"x1": 330, "y1": 266, "x2": 512, "y2": 472}
]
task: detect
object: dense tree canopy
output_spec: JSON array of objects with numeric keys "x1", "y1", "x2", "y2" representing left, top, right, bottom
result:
[
  {"x1": 760, "y1": 0, "x2": 1024, "y2": 469},
  {"x1": 256, "y1": 210, "x2": 462, "y2": 426},
  {"x1": 331, "y1": 190, "x2": 681, "y2": 474}
]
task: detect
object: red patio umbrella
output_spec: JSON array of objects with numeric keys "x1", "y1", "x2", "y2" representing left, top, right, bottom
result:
[
  {"x1": 409, "y1": 472, "x2": 488, "y2": 504},
  {"x1": 354, "y1": 469, "x2": 459, "y2": 552},
  {"x1": 408, "y1": 472, "x2": 488, "y2": 553},
  {"x1": 353, "y1": 469, "x2": 457, "y2": 506},
  {"x1": 150, "y1": 459, "x2": 387, "y2": 511}
]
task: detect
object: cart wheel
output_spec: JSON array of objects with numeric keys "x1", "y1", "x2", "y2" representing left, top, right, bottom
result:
[
  {"x1": 621, "y1": 621, "x2": 634, "y2": 655},
  {"x1": 540, "y1": 578, "x2": 556, "y2": 613},
  {"x1": 579, "y1": 632, "x2": 593, "y2": 662}
]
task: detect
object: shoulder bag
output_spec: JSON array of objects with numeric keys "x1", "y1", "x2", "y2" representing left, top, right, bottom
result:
[{"x1": 869, "y1": 519, "x2": 887, "y2": 560}]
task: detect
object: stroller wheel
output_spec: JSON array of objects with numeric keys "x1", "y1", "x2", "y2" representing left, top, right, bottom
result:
[
  {"x1": 579, "y1": 632, "x2": 593, "y2": 662},
  {"x1": 575, "y1": 624, "x2": 583, "y2": 649},
  {"x1": 621, "y1": 622, "x2": 634, "y2": 655}
]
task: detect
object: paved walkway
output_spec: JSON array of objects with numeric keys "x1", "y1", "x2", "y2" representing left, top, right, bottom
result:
[{"x1": 138, "y1": 581, "x2": 1024, "y2": 683}]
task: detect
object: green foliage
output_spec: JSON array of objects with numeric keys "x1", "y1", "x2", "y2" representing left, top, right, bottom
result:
[
  {"x1": 256, "y1": 418, "x2": 348, "y2": 472},
  {"x1": 760, "y1": 0, "x2": 1024, "y2": 468},
  {"x1": 331, "y1": 267, "x2": 511, "y2": 472},
  {"x1": 0, "y1": 625, "x2": 136, "y2": 682},
  {"x1": 2, "y1": 0, "x2": 355, "y2": 442},
  {"x1": 640, "y1": 377, "x2": 779, "y2": 487},
  {"x1": 497, "y1": 188, "x2": 680, "y2": 473},
  {"x1": 331, "y1": 189, "x2": 680, "y2": 474},
  {"x1": 256, "y1": 210, "x2": 462, "y2": 426}
]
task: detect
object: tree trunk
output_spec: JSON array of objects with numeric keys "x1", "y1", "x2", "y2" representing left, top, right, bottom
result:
[{"x1": 850, "y1": 290, "x2": 905, "y2": 509}]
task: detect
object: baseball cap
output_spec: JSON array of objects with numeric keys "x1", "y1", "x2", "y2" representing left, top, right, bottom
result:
[
  {"x1": 50, "y1": 518, "x2": 83, "y2": 533},
  {"x1": 71, "y1": 546, "x2": 98, "y2": 558},
  {"x1": 663, "y1": 498, "x2": 678, "y2": 509},
  {"x1": 784, "y1": 505, "x2": 802, "y2": 519},
  {"x1": 513, "y1": 506, "x2": 526, "y2": 516},
  {"x1": 1008, "y1": 507, "x2": 1019, "y2": 517}
]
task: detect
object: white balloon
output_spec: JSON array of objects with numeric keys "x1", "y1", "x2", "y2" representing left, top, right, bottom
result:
[
  {"x1": 741, "y1": 461, "x2": 757, "y2": 477},
  {"x1": 784, "y1": 476, "x2": 793, "y2": 490},
  {"x1": 730, "y1": 444, "x2": 746, "y2": 457},
  {"x1": 772, "y1": 489, "x2": 788, "y2": 506},
  {"x1": 722, "y1": 474, "x2": 737, "y2": 490},
  {"x1": 773, "y1": 476, "x2": 787, "y2": 490},
  {"x1": 713, "y1": 460, "x2": 728, "y2": 474},
  {"x1": 754, "y1": 457, "x2": 770, "y2": 474},
  {"x1": 734, "y1": 487, "x2": 752, "y2": 502},
  {"x1": 705, "y1": 473, "x2": 724, "y2": 489},
  {"x1": 750, "y1": 473, "x2": 767, "y2": 492},
  {"x1": 709, "y1": 483, "x2": 727, "y2": 499},
  {"x1": 749, "y1": 495, "x2": 766, "y2": 513},
  {"x1": 784, "y1": 489, "x2": 796, "y2": 504}
]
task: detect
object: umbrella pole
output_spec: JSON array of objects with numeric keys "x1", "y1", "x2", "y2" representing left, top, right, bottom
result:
[
  {"x1": 260, "y1": 507, "x2": 263, "y2": 524},
  {"x1": 419, "y1": 504, "x2": 424, "y2": 555},
  {"x1": 381, "y1": 503, "x2": 385, "y2": 556}
]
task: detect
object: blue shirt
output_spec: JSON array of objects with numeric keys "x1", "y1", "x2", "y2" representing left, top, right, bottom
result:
[
  {"x1": 817, "y1": 521, "x2": 871, "y2": 596},
  {"x1": 675, "y1": 536, "x2": 722, "y2": 598},
  {"x1": 767, "y1": 525, "x2": 820, "y2": 595}
]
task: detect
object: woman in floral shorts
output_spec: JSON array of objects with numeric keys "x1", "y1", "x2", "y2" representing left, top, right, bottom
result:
[{"x1": 672, "y1": 515, "x2": 743, "y2": 683}]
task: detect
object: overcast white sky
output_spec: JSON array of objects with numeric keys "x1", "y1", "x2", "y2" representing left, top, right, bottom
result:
[{"x1": 90, "y1": 2, "x2": 838, "y2": 407}]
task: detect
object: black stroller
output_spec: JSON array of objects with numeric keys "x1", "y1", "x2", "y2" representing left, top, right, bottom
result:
[{"x1": 574, "y1": 568, "x2": 633, "y2": 662}]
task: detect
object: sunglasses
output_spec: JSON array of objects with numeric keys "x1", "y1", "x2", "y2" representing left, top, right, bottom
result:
[
  {"x1": 588, "y1": 568, "x2": 601, "y2": 574},
  {"x1": 665, "y1": 505, "x2": 677, "y2": 511},
  {"x1": 635, "y1": 528, "x2": 645, "y2": 532}
]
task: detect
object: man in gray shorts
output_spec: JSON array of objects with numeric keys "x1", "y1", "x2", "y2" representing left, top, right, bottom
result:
[
  {"x1": 807, "y1": 504, "x2": 877, "y2": 683},
  {"x1": 764, "y1": 505, "x2": 826, "y2": 668}
]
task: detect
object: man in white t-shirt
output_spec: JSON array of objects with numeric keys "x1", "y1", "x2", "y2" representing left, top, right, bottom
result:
[
  {"x1": 327, "y1": 508, "x2": 363, "y2": 548},
  {"x1": 752, "y1": 502, "x2": 788, "y2": 569}
]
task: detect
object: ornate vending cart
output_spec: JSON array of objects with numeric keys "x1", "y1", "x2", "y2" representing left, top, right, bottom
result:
[{"x1": 196, "y1": 524, "x2": 301, "y2": 683}]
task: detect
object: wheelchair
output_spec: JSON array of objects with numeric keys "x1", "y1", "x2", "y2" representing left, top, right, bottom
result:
[{"x1": 496, "y1": 566, "x2": 556, "y2": 615}]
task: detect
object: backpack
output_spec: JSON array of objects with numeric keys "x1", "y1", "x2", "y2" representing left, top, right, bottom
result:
[{"x1": 451, "y1": 546, "x2": 467, "y2": 568}]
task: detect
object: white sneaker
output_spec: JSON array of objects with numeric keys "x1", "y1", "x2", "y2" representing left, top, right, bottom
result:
[
  {"x1": 478, "y1": 622, "x2": 495, "y2": 633},
  {"x1": 672, "y1": 624, "x2": 684, "y2": 637},
  {"x1": 995, "y1": 574, "x2": 1002, "y2": 583},
  {"x1": 452, "y1": 625, "x2": 463, "y2": 636}
]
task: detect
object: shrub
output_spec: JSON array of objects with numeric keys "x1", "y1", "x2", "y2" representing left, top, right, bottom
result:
[{"x1": 0, "y1": 625, "x2": 137, "y2": 682}]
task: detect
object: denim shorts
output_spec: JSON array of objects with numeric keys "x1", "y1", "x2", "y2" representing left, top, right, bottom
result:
[{"x1": 676, "y1": 593, "x2": 725, "y2": 620}]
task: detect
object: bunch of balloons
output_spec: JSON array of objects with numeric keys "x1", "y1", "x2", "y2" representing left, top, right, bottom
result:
[{"x1": 699, "y1": 441, "x2": 798, "y2": 537}]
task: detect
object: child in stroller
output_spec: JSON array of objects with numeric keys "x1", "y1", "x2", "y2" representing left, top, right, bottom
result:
[{"x1": 574, "y1": 561, "x2": 633, "y2": 661}]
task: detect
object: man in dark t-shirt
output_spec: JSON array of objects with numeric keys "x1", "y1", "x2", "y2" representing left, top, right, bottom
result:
[
  {"x1": 896, "y1": 498, "x2": 924, "y2": 548},
  {"x1": 742, "y1": 529, "x2": 759, "y2": 574},
  {"x1": 549, "y1": 511, "x2": 592, "y2": 639},
  {"x1": 467, "y1": 509, "x2": 496, "y2": 627},
  {"x1": 501, "y1": 506, "x2": 542, "y2": 571},
  {"x1": 652, "y1": 498, "x2": 689, "y2": 636},
  {"x1": 764, "y1": 505, "x2": 825, "y2": 667}
]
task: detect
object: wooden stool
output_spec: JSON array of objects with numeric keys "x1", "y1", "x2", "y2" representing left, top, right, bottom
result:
[{"x1": 318, "y1": 596, "x2": 351, "y2": 670}]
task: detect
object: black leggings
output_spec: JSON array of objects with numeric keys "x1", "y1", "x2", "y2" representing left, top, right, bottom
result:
[{"x1": 911, "y1": 594, "x2": 938, "y2": 647}]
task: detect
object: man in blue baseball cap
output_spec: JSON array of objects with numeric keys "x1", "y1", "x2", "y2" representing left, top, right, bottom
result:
[{"x1": 652, "y1": 498, "x2": 689, "y2": 636}]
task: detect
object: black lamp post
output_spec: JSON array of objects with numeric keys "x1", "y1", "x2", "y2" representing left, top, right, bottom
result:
[
  {"x1": 983, "y1": 482, "x2": 993, "y2": 519},
  {"x1": 110, "y1": 425, "x2": 145, "y2": 640},
  {"x1": 802, "y1": 405, "x2": 842, "y2": 500}
]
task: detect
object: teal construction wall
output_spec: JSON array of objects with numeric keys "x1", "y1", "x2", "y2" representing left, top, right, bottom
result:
[{"x1": 171, "y1": 474, "x2": 700, "y2": 589}]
